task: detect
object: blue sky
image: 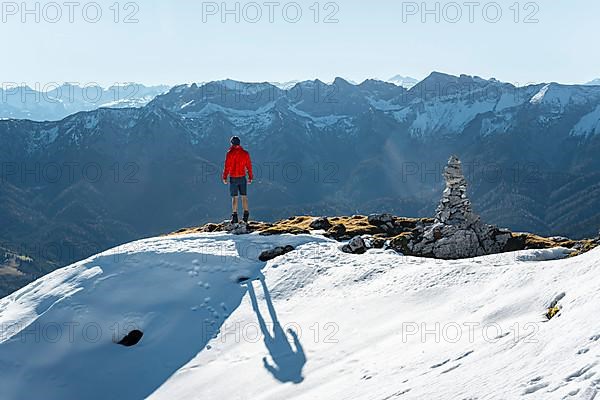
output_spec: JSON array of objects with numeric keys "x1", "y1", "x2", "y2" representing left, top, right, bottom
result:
[{"x1": 1, "y1": 0, "x2": 598, "y2": 86}]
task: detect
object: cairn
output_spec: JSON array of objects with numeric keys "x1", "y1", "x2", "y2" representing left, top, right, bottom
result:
[
  {"x1": 435, "y1": 155, "x2": 480, "y2": 227},
  {"x1": 409, "y1": 155, "x2": 512, "y2": 259}
]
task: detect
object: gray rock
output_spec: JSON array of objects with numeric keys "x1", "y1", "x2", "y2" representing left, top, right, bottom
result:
[
  {"x1": 549, "y1": 236, "x2": 570, "y2": 243},
  {"x1": 325, "y1": 224, "x2": 347, "y2": 240},
  {"x1": 434, "y1": 156, "x2": 480, "y2": 228},
  {"x1": 225, "y1": 222, "x2": 250, "y2": 235},
  {"x1": 368, "y1": 213, "x2": 394, "y2": 226},
  {"x1": 310, "y1": 217, "x2": 333, "y2": 231},
  {"x1": 259, "y1": 245, "x2": 295, "y2": 262},
  {"x1": 342, "y1": 236, "x2": 368, "y2": 255}
]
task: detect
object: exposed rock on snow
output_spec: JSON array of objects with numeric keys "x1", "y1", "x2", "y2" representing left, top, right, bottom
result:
[
  {"x1": 407, "y1": 156, "x2": 512, "y2": 259},
  {"x1": 341, "y1": 236, "x2": 368, "y2": 254},
  {"x1": 224, "y1": 222, "x2": 250, "y2": 235},
  {"x1": 342, "y1": 235, "x2": 385, "y2": 254},
  {"x1": 367, "y1": 213, "x2": 398, "y2": 234},
  {"x1": 259, "y1": 245, "x2": 295, "y2": 262}
]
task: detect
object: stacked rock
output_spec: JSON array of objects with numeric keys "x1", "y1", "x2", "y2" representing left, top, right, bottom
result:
[
  {"x1": 435, "y1": 155, "x2": 480, "y2": 227},
  {"x1": 408, "y1": 155, "x2": 511, "y2": 259}
]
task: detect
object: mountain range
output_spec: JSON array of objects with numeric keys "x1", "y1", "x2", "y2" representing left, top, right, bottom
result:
[
  {"x1": 1, "y1": 72, "x2": 600, "y2": 296},
  {"x1": 0, "y1": 83, "x2": 169, "y2": 121}
]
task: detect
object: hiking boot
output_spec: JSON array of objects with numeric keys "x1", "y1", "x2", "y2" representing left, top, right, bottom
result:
[
  {"x1": 243, "y1": 210, "x2": 249, "y2": 223},
  {"x1": 231, "y1": 212, "x2": 239, "y2": 224}
]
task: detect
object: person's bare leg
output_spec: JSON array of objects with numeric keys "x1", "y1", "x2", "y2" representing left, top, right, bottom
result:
[
  {"x1": 232, "y1": 196, "x2": 239, "y2": 214},
  {"x1": 241, "y1": 196, "x2": 249, "y2": 212}
]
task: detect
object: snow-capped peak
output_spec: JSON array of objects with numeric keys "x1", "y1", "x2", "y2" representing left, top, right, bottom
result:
[
  {"x1": 270, "y1": 80, "x2": 301, "y2": 90},
  {"x1": 387, "y1": 74, "x2": 419, "y2": 89}
]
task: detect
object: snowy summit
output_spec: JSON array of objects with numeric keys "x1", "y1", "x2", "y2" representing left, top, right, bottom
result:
[{"x1": 1, "y1": 228, "x2": 599, "y2": 399}]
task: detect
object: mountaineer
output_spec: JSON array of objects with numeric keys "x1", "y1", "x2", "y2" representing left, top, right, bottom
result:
[{"x1": 222, "y1": 136, "x2": 253, "y2": 224}]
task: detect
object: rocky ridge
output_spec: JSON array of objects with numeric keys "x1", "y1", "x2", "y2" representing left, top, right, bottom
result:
[{"x1": 171, "y1": 157, "x2": 598, "y2": 260}]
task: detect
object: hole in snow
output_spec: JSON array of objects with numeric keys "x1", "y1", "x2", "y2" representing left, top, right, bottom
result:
[{"x1": 117, "y1": 330, "x2": 144, "y2": 347}]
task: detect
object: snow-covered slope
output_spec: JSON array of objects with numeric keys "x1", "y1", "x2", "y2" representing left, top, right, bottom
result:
[{"x1": 1, "y1": 232, "x2": 599, "y2": 400}]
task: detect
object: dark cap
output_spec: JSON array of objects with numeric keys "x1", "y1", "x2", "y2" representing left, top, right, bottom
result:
[{"x1": 230, "y1": 136, "x2": 241, "y2": 146}]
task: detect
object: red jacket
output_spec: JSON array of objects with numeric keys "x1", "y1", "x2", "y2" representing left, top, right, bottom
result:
[{"x1": 223, "y1": 145, "x2": 253, "y2": 181}]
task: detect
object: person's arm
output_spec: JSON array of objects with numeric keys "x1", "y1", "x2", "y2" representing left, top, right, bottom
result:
[
  {"x1": 262, "y1": 357, "x2": 278, "y2": 375},
  {"x1": 222, "y1": 152, "x2": 231, "y2": 183},
  {"x1": 246, "y1": 152, "x2": 254, "y2": 183}
]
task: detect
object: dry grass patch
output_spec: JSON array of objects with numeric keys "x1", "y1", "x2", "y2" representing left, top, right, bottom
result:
[
  {"x1": 512, "y1": 233, "x2": 598, "y2": 256},
  {"x1": 546, "y1": 306, "x2": 561, "y2": 320},
  {"x1": 521, "y1": 233, "x2": 564, "y2": 249},
  {"x1": 328, "y1": 216, "x2": 381, "y2": 236},
  {"x1": 258, "y1": 216, "x2": 313, "y2": 235}
]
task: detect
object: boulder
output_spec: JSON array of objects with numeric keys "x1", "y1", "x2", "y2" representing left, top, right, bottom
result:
[
  {"x1": 225, "y1": 222, "x2": 250, "y2": 235},
  {"x1": 367, "y1": 213, "x2": 394, "y2": 226},
  {"x1": 365, "y1": 236, "x2": 386, "y2": 249},
  {"x1": 259, "y1": 245, "x2": 295, "y2": 262},
  {"x1": 342, "y1": 236, "x2": 368, "y2": 255},
  {"x1": 325, "y1": 224, "x2": 347, "y2": 240},
  {"x1": 503, "y1": 234, "x2": 527, "y2": 252},
  {"x1": 309, "y1": 217, "x2": 333, "y2": 231},
  {"x1": 388, "y1": 233, "x2": 412, "y2": 255}
]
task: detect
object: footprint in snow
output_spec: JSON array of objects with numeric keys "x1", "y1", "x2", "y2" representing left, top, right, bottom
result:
[
  {"x1": 441, "y1": 364, "x2": 461, "y2": 374},
  {"x1": 495, "y1": 332, "x2": 511, "y2": 340},
  {"x1": 381, "y1": 388, "x2": 411, "y2": 399},
  {"x1": 522, "y1": 381, "x2": 549, "y2": 395},
  {"x1": 455, "y1": 350, "x2": 474, "y2": 361},
  {"x1": 565, "y1": 363, "x2": 597, "y2": 382},
  {"x1": 430, "y1": 359, "x2": 450, "y2": 369},
  {"x1": 577, "y1": 385, "x2": 598, "y2": 400}
]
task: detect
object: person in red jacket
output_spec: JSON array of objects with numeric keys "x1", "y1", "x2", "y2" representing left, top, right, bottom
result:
[{"x1": 222, "y1": 136, "x2": 253, "y2": 224}]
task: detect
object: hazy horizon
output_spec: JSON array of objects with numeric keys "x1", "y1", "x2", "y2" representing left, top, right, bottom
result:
[
  {"x1": 1, "y1": 0, "x2": 599, "y2": 87},
  {"x1": 2, "y1": 71, "x2": 599, "y2": 92}
]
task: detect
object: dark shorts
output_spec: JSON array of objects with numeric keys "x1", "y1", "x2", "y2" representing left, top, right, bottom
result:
[{"x1": 229, "y1": 176, "x2": 248, "y2": 196}]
